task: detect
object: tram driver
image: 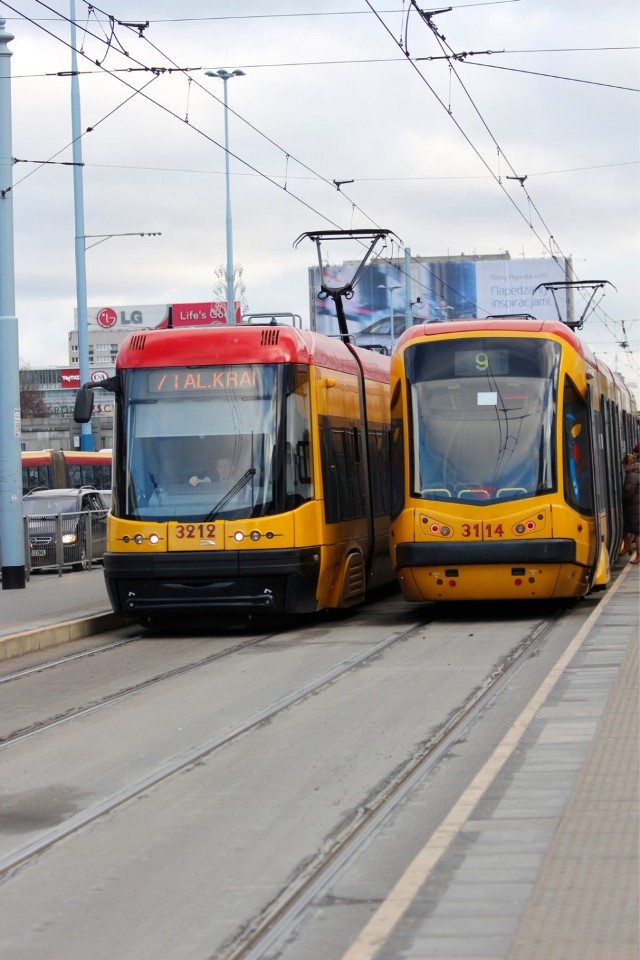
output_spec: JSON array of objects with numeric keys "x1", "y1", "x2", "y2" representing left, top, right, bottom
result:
[{"x1": 189, "y1": 454, "x2": 235, "y2": 488}]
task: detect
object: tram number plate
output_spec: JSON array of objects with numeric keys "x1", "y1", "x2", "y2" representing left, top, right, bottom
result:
[
  {"x1": 461, "y1": 522, "x2": 504, "y2": 539},
  {"x1": 168, "y1": 522, "x2": 220, "y2": 551}
]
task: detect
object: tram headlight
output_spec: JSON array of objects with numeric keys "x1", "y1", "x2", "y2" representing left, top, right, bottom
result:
[
  {"x1": 234, "y1": 531, "x2": 244, "y2": 542},
  {"x1": 134, "y1": 534, "x2": 144, "y2": 545},
  {"x1": 250, "y1": 530, "x2": 260, "y2": 542},
  {"x1": 515, "y1": 524, "x2": 525, "y2": 534},
  {"x1": 149, "y1": 534, "x2": 159, "y2": 544}
]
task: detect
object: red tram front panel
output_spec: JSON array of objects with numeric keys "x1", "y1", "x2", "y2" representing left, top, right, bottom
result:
[{"x1": 103, "y1": 324, "x2": 392, "y2": 620}]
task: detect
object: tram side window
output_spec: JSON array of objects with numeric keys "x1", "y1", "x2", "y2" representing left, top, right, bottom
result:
[
  {"x1": 23, "y1": 465, "x2": 51, "y2": 493},
  {"x1": 390, "y1": 418, "x2": 404, "y2": 519},
  {"x1": 563, "y1": 379, "x2": 593, "y2": 514},
  {"x1": 285, "y1": 367, "x2": 314, "y2": 508},
  {"x1": 68, "y1": 465, "x2": 83, "y2": 488},
  {"x1": 368, "y1": 427, "x2": 390, "y2": 517},
  {"x1": 320, "y1": 419, "x2": 366, "y2": 523},
  {"x1": 78, "y1": 464, "x2": 111, "y2": 490}
]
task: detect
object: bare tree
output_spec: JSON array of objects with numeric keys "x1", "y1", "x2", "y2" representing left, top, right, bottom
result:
[{"x1": 20, "y1": 366, "x2": 49, "y2": 418}]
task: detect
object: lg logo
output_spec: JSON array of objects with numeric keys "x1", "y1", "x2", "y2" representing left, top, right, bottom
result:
[{"x1": 97, "y1": 308, "x2": 144, "y2": 329}]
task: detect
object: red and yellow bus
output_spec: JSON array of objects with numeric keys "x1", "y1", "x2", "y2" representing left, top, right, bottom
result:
[
  {"x1": 389, "y1": 317, "x2": 638, "y2": 602},
  {"x1": 75, "y1": 318, "x2": 393, "y2": 622},
  {"x1": 22, "y1": 449, "x2": 112, "y2": 495}
]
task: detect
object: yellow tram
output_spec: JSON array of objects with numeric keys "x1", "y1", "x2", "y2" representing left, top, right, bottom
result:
[
  {"x1": 389, "y1": 317, "x2": 638, "y2": 602},
  {"x1": 75, "y1": 317, "x2": 392, "y2": 622}
]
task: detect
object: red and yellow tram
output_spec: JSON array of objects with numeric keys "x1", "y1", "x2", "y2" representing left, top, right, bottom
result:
[
  {"x1": 21, "y1": 448, "x2": 112, "y2": 495},
  {"x1": 389, "y1": 317, "x2": 638, "y2": 602},
  {"x1": 75, "y1": 318, "x2": 392, "y2": 621}
]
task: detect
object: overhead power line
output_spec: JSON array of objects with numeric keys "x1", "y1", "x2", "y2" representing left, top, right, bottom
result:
[{"x1": 5, "y1": 0, "x2": 637, "y2": 348}]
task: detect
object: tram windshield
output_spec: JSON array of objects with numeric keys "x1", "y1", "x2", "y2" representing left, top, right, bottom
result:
[
  {"x1": 117, "y1": 363, "x2": 313, "y2": 520},
  {"x1": 404, "y1": 337, "x2": 560, "y2": 503}
]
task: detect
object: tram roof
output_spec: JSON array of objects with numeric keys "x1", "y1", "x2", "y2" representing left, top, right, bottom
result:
[
  {"x1": 394, "y1": 318, "x2": 636, "y2": 410},
  {"x1": 116, "y1": 323, "x2": 389, "y2": 382},
  {"x1": 395, "y1": 317, "x2": 593, "y2": 358}
]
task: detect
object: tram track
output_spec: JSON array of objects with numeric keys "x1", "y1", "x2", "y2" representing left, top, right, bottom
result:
[
  {"x1": 0, "y1": 604, "x2": 564, "y2": 906},
  {"x1": 0, "y1": 634, "x2": 143, "y2": 684},
  {"x1": 0, "y1": 618, "x2": 427, "y2": 879},
  {"x1": 0, "y1": 594, "x2": 596, "y2": 960},
  {"x1": 217, "y1": 607, "x2": 565, "y2": 960},
  {"x1": 0, "y1": 629, "x2": 282, "y2": 747}
]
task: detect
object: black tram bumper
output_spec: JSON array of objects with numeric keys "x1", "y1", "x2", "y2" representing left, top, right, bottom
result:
[
  {"x1": 103, "y1": 548, "x2": 321, "y2": 617},
  {"x1": 395, "y1": 539, "x2": 577, "y2": 567}
]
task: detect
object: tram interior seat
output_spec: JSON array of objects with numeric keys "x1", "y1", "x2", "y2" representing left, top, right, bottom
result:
[
  {"x1": 422, "y1": 487, "x2": 452, "y2": 498},
  {"x1": 457, "y1": 487, "x2": 490, "y2": 499},
  {"x1": 497, "y1": 487, "x2": 527, "y2": 498}
]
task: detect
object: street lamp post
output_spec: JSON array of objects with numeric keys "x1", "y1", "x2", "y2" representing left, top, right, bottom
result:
[
  {"x1": 70, "y1": 0, "x2": 92, "y2": 449},
  {"x1": 378, "y1": 283, "x2": 402, "y2": 351},
  {"x1": 0, "y1": 18, "x2": 26, "y2": 589},
  {"x1": 388, "y1": 284, "x2": 401, "y2": 350},
  {"x1": 205, "y1": 68, "x2": 245, "y2": 325}
]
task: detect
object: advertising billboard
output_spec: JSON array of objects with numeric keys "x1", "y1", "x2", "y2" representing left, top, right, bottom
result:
[
  {"x1": 310, "y1": 256, "x2": 570, "y2": 343},
  {"x1": 474, "y1": 258, "x2": 568, "y2": 321},
  {"x1": 76, "y1": 301, "x2": 241, "y2": 331}
]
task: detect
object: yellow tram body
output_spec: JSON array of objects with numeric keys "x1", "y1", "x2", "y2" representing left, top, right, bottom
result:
[
  {"x1": 85, "y1": 320, "x2": 392, "y2": 621},
  {"x1": 389, "y1": 318, "x2": 637, "y2": 603}
]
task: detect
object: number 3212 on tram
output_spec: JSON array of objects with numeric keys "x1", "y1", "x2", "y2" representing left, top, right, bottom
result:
[{"x1": 75, "y1": 319, "x2": 393, "y2": 622}]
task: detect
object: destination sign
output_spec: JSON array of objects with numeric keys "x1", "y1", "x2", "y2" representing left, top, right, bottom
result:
[
  {"x1": 148, "y1": 367, "x2": 260, "y2": 394},
  {"x1": 454, "y1": 349, "x2": 509, "y2": 377}
]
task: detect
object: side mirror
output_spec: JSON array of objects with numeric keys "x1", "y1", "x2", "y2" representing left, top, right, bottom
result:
[
  {"x1": 74, "y1": 375, "x2": 118, "y2": 423},
  {"x1": 74, "y1": 385, "x2": 94, "y2": 423}
]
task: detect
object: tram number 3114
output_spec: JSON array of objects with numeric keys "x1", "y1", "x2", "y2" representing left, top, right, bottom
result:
[{"x1": 461, "y1": 523, "x2": 505, "y2": 539}]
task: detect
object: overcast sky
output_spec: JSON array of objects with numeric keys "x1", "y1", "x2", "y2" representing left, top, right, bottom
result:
[{"x1": 2, "y1": 0, "x2": 638, "y2": 393}]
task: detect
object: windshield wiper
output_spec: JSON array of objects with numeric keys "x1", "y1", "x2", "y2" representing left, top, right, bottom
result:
[
  {"x1": 204, "y1": 469, "x2": 256, "y2": 522},
  {"x1": 148, "y1": 472, "x2": 163, "y2": 505}
]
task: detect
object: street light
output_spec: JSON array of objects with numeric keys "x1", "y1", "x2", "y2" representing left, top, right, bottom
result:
[
  {"x1": 378, "y1": 283, "x2": 402, "y2": 351},
  {"x1": 205, "y1": 68, "x2": 245, "y2": 325}
]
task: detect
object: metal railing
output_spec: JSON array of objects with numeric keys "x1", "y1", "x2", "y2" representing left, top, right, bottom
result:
[{"x1": 23, "y1": 508, "x2": 107, "y2": 577}]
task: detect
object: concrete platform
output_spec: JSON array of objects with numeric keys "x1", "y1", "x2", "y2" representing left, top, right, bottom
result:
[
  {"x1": 351, "y1": 564, "x2": 639, "y2": 960},
  {"x1": 0, "y1": 565, "x2": 126, "y2": 660}
]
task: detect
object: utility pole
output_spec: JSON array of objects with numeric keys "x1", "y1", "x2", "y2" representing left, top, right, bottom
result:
[
  {"x1": 0, "y1": 19, "x2": 26, "y2": 588},
  {"x1": 70, "y1": 0, "x2": 93, "y2": 449},
  {"x1": 404, "y1": 247, "x2": 413, "y2": 330},
  {"x1": 204, "y1": 68, "x2": 245, "y2": 324}
]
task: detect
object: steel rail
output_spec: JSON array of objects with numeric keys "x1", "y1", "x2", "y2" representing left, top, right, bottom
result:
[
  {"x1": 220, "y1": 611, "x2": 565, "y2": 960},
  {"x1": 0, "y1": 619, "x2": 424, "y2": 878},
  {"x1": 0, "y1": 635, "x2": 142, "y2": 684},
  {"x1": 0, "y1": 630, "x2": 278, "y2": 747}
]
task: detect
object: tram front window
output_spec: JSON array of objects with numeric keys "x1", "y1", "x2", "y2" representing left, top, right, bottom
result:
[
  {"x1": 119, "y1": 363, "x2": 312, "y2": 521},
  {"x1": 405, "y1": 337, "x2": 560, "y2": 503}
]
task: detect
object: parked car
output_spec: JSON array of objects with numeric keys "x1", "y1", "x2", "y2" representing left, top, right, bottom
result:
[
  {"x1": 354, "y1": 313, "x2": 447, "y2": 352},
  {"x1": 353, "y1": 315, "x2": 411, "y2": 353},
  {"x1": 23, "y1": 487, "x2": 109, "y2": 571}
]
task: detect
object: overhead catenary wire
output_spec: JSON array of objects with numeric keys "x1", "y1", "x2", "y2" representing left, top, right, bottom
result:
[
  {"x1": 3, "y1": 0, "x2": 350, "y2": 231},
  {"x1": 9, "y1": 45, "x2": 639, "y2": 95},
  {"x1": 2, "y1": 2, "x2": 526, "y2": 25},
  {"x1": 365, "y1": 0, "x2": 635, "y2": 351},
  {"x1": 4, "y1": 0, "x2": 637, "y2": 354}
]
